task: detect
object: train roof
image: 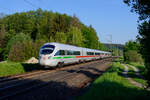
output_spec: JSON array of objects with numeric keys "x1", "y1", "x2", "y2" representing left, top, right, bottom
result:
[{"x1": 43, "y1": 42, "x2": 111, "y2": 54}]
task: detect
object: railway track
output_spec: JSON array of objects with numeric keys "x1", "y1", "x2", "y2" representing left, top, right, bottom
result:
[
  {"x1": 0, "y1": 57, "x2": 115, "y2": 100},
  {"x1": 0, "y1": 70, "x2": 48, "y2": 83},
  {"x1": 0, "y1": 57, "x2": 111, "y2": 84}
]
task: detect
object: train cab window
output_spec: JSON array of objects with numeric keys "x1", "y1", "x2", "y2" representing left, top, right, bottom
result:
[
  {"x1": 40, "y1": 49, "x2": 54, "y2": 55},
  {"x1": 42, "y1": 45, "x2": 55, "y2": 49},
  {"x1": 54, "y1": 50, "x2": 65, "y2": 56},
  {"x1": 73, "y1": 51, "x2": 80, "y2": 55}
]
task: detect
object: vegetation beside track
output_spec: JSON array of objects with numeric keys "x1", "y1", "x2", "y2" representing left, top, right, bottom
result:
[
  {"x1": 75, "y1": 61, "x2": 150, "y2": 100},
  {"x1": 0, "y1": 61, "x2": 41, "y2": 77},
  {"x1": 129, "y1": 62, "x2": 147, "y2": 76},
  {"x1": 127, "y1": 63, "x2": 148, "y2": 87}
]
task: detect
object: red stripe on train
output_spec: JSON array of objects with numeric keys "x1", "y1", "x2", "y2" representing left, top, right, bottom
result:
[{"x1": 76, "y1": 55, "x2": 100, "y2": 58}]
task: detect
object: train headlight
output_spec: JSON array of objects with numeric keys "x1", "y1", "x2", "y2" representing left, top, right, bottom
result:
[{"x1": 48, "y1": 56, "x2": 51, "y2": 59}]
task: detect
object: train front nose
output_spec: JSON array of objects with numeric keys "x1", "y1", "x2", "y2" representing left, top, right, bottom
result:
[
  {"x1": 39, "y1": 55, "x2": 49, "y2": 66},
  {"x1": 39, "y1": 55, "x2": 57, "y2": 67}
]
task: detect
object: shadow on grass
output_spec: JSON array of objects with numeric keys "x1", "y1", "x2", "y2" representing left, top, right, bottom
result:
[
  {"x1": 76, "y1": 80, "x2": 150, "y2": 100},
  {"x1": 21, "y1": 63, "x2": 43, "y2": 72}
]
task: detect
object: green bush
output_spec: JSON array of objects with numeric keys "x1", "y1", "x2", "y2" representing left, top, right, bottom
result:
[
  {"x1": 4, "y1": 33, "x2": 32, "y2": 59},
  {"x1": 0, "y1": 62, "x2": 25, "y2": 77},
  {"x1": 124, "y1": 50, "x2": 143, "y2": 63},
  {"x1": 8, "y1": 40, "x2": 45, "y2": 62},
  {"x1": 0, "y1": 62, "x2": 42, "y2": 77}
]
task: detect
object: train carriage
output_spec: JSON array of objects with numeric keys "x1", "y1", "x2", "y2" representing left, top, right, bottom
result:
[{"x1": 39, "y1": 42, "x2": 111, "y2": 68}]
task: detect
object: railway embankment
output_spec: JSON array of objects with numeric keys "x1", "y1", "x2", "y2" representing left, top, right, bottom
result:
[{"x1": 75, "y1": 60, "x2": 150, "y2": 100}]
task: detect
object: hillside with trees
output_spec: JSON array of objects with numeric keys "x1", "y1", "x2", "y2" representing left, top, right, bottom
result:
[{"x1": 0, "y1": 9, "x2": 104, "y2": 62}]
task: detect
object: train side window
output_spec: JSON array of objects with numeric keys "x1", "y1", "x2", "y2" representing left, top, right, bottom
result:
[
  {"x1": 73, "y1": 51, "x2": 80, "y2": 55},
  {"x1": 87, "y1": 52, "x2": 90, "y2": 55},
  {"x1": 54, "y1": 50, "x2": 65, "y2": 56},
  {"x1": 87, "y1": 52, "x2": 94, "y2": 55},
  {"x1": 92, "y1": 52, "x2": 94, "y2": 55},
  {"x1": 60, "y1": 50, "x2": 65, "y2": 55},
  {"x1": 67, "y1": 50, "x2": 73, "y2": 55},
  {"x1": 95, "y1": 52, "x2": 100, "y2": 55}
]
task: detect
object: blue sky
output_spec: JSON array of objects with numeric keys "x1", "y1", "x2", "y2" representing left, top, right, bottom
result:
[{"x1": 0, "y1": 0, "x2": 139, "y2": 44}]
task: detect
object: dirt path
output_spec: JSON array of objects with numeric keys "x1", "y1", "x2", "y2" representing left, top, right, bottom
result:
[
  {"x1": 122, "y1": 64, "x2": 145, "y2": 88},
  {"x1": 122, "y1": 64, "x2": 128, "y2": 78},
  {"x1": 129, "y1": 65, "x2": 144, "y2": 79}
]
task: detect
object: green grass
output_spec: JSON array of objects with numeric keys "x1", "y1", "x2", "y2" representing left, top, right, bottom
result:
[
  {"x1": 0, "y1": 61, "x2": 42, "y2": 77},
  {"x1": 133, "y1": 78, "x2": 148, "y2": 86},
  {"x1": 110, "y1": 62, "x2": 124, "y2": 75},
  {"x1": 114, "y1": 57, "x2": 124, "y2": 63},
  {"x1": 75, "y1": 62, "x2": 150, "y2": 100},
  {"x1": 126, "y1": 64, "x2": 137, "y2": 78},
  {"x1": 129, "y1": 62, "x2": 147, "y2": 76}
]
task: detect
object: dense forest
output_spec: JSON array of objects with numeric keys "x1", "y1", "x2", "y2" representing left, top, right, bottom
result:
[{"x1": 0, "y1": 9, "x2": 105, "y2": 62}]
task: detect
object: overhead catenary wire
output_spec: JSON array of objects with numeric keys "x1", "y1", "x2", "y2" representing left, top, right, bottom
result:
[{"x1": 23, "y1": 0, "x2": 39, "y2": 9}]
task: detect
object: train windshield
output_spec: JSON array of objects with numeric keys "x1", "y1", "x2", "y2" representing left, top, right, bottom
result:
[
  {"x1": 42, "y1": 45, "x2": 55, "y2": 49},
  {"x1": 40, "y1": 49, "x2": 53, "y2": 55},
  {"x1": 40, "y1": 44, "x2": 55, "y2": 55}
]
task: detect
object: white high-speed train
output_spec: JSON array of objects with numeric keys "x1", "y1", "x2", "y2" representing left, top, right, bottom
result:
[{"x1": 39, "y1": 42, "x2": 111, "y2": 68}]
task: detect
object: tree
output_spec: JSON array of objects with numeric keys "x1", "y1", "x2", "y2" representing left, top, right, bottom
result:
[
  {"x1": 124, "y1": 41, "x2": 142, "y2": 62},
  {"x1": 5, "y1": 33, "x2": 32, "y2": 59},
  {"x1": 55, "y1": 32, "x2": 67, "y2": 43},
  {"x1": 8, "y1": 42, "x2": 25, "y2": 62},
  {"x1": 0, "y1": 24, "x2": 6, "y2": 48},
  {"x1": 124, "y1": 0, "x2": 150, "y2": 87},
  {"x1": 70, "y1": 14, "x2": 81, "y2": 29},
  {"x1": 124, "y1": 50, "x2": 143, "y2": 63},
  {"x1": 8, "y1": 40, "x2": 45, "y2": 62},
  {"x1": 81, "y1": 25, "x2": 99, "y2": 49},
  {"x1": 124, "y1": 0, "x2": 150, "y2": 20},
  {"x1": 98, "y1": 42, "x2": 105, "y2": 51},
  {"x1": 124, "y1": 40, "x2": 140, "y2": 51},
  {"x1": 67, "y1": 26, "x2": 84, "y2": 46},
  {"x1": 0, "y1": 24, "x2": 6, "y2": 60}
]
